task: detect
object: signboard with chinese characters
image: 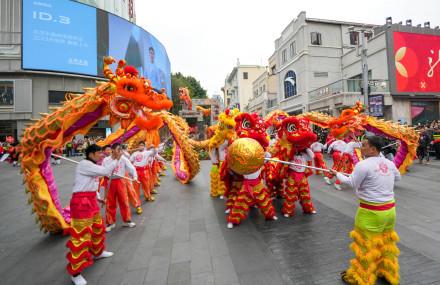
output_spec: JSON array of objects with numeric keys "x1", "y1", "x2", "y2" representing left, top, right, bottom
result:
[
  {"x1": 387, "y1": 29, "x2": 440, "y2": 95},
  {"x1": 368, "y1": 95, "x2": 384, "y2": 117}
]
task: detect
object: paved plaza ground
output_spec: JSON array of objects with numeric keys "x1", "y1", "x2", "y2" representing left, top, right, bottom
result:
[{"x1": 0, "y1": 158, "x2": 440, "y2": 285}]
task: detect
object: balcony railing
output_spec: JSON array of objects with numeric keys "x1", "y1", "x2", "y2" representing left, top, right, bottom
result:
[{"x1": 309, "y1": 79, "x2": 389, "y2": 102}]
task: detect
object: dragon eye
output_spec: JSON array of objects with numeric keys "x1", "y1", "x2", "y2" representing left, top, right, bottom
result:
[
  {"x1": 125, "y1": 84, "x2": 136, "y2": 92},
  {"x1": 287, "y1": 123, "x2": 296, "y2": 132},
  {"x1": 242, "y1": 119, "x2": 251, "y2": 129}
]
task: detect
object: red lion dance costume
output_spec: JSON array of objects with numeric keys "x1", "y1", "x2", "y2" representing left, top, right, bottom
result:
[
  {"x1": 263, "y1": 110, "x2": 288, "y2": 197},
  {"x1": 270, "y1": 116, "x2": 318, "y2": 217},
  {"x1": 222, "y1": 113, "x2": 277, "y2": 229}
]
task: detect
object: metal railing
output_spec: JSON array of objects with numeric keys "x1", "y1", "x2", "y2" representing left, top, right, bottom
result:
[{"x1": 309, "y1": 79, "x2": 389, "y2": 102}]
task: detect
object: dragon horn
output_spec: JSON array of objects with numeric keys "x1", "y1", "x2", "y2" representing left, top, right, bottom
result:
[{"x1": 103, "y1": 56, "x2": 116, "y2": 81}]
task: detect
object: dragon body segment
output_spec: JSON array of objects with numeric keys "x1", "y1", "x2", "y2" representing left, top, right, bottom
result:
[{"x1": 302, "y1": 102, "x2": 419, "y2": 174}]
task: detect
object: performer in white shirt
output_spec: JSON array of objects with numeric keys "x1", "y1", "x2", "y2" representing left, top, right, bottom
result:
[
  {"x1": 67, "y1": 144, "x2": 118, "y2": 285},
  {"x1": 103, "y1": 143, "x2": 138, "y2": 232},
  {"x1": 130, "y1": 141, "x2": 156, "y2": 202},
  {"x1": 121, "y1": 144, "x2": 143, "y2": 214},
  {"x1": 282, "y1": 148, "x2": 317, "y2": 217},
  {"x1": 326, "y1": 139, "x2": 347, "y2": 190},
  {"x1": 331, "y1": 136, "x2": 401, "y2": 285},
  {"x1": 310, "y1": 141, "x2": 332, "y2": 182}
]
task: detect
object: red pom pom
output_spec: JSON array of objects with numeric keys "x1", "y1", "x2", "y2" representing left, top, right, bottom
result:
[
  {"x1": 124, "y1": 66, "x2": 139, "y2": 76},
  {"x1": 225, "y1": 109, "x2": 230, "y2": 115}
]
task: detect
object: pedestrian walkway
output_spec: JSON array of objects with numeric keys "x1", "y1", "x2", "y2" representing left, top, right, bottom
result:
[{"x1": 0, "y1": 160, "x2": 439, "y2": 284}]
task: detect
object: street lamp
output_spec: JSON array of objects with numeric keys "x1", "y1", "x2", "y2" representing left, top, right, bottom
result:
[{"x1": 348, "y1": 25, "x2": 374, "y2": 113}]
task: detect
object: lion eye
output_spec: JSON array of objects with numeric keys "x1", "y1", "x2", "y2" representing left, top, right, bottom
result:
[
  {"x1": 287, "y1": 123, "x2": 296, "y2": 132},
  {"x1": 242, "y1": 119, "x2": 251, "y2": 129}
]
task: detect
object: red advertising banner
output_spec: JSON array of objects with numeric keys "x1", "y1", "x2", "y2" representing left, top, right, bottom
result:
[{"x1": 393, "y1": 31, "x2": 440, "y2": 93}]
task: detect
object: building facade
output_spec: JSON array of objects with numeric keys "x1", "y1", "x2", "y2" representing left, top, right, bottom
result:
[
  {"x1": 273, "y1": 11, "x2": 376, "y2": 115},
  {"x1": 270, "y1": 11, "x2": 440, "y2": 124},
  {"x1": 247, "y1": 53, "x2": 279, "y2": 116},
  {"x1": 310, "y1": 23, "x2": 440, "y2": 125},
  {"x1": 222, "y1": 62, "x2": 266, "y2": 111}
]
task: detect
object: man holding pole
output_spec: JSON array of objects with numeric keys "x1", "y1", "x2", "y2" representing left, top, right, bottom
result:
[
  {"x1": 103, "y1": 143, "x2": 138, "y2": 232},
  {"x1": 331, "y1": 135, "x2": 401, "y2": 285},
  {"x1": 66, "y1": 144, "x2": 118, "y2": 285}
]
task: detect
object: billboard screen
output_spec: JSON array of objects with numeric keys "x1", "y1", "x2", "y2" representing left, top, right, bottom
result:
[
  {"x1": 22, "y1": 0, "x2": 97, "y2": 75},
  {"x1": 22, "y1": 0, "x2": 171, "y2": 97},
  {"x1": 392, "y1": 31, "x2": 440, "y2": 93}
]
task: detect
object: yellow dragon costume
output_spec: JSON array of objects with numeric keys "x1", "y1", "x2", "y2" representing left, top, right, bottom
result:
[{"x1": 208, "y1": 109, "x2": 239, "y2": 198}]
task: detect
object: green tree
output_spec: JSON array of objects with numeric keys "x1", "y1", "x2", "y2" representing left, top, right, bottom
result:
[{"x1": 170, "y1": 72, "x2": 208, "y2": 114}]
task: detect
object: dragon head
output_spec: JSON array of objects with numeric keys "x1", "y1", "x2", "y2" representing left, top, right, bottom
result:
[
  {"x1": 278, "y1": 116, "x2": 317, "y2": 152},
  {"x1": 100, "y1": 56, "x2": 173, "y2": 130},
  {"x1": 264, "y1": 110, "x2": 288, "y2": 137},
  {"x1": 235, "y1": 112, "x2": 269, "y2": 148},
  {"x1": 328, "y1": 102, "x2": 365, "y2": 140}
]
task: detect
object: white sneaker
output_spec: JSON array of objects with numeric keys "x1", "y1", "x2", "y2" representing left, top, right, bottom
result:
[
  {"x1": 94, "y1": 250, "x2": 114, "y2": 260},
  {"x1": 284, "y1": 214, "x2": 289, "y2": 218},
  {"x1": 219, "y1": 195, "x2": 224, "y2": 200},
  {"x1": 324, "y1": 177, "x2": 331, "y2": 185},
  {"x1": 227, "y1": 222, "x2": 233, "y2": 229},
  {"x1": 123, "y1": 221, "x2": 136, "y2": 228},
  {"x1": 105, "y1": 224, "x2": 115, "y2": 232},
  {"x1": 225, "y1": 208, "x2": 231, "y2": 214},
  {"x1": 311, "y1": 210, "x2": 317, "y2": 214},
  {"x1": 272, "y1": 216, "x2": 278, "y2": 221},
  {"x1": 71, "y1": 274, "x2": 87, "y2": 285},
  {"x1": 334, "y1": 183, "x2": 342, "y2": 191}
]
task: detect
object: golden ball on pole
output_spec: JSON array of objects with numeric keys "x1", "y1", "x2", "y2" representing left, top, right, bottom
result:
[{"x1": 227, "y1": 138, "x2": 265, "y2": 175}]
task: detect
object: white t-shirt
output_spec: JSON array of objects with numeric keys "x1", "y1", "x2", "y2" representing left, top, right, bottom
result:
[
  {"x1": 344, "y1": 141, "x2": 362, "y2": 155},
  {"x1": 73, "y1": 159, "x2": 117, "y2": 193},
  {"x1": 289, "y1": 149, "x2": 314, "y2": 172},
  {"x1": 218, "y1": 140, "x2": 229, "y2": 161},
  {"x1": 102, "y1": 156, "x2": 137, "y2": 180},
  {"x1": 130, "y1": 150, "x2": 154, "y2": 167},
  {"x1": 310, "y1": 142, "x2": 325, "y2": 152},
  {"x1": 336, "y1": 156, "x2": 401, "y2": 203},
  {"x1": 328, "y1": 140, "x2": 346, "y2": 153}
]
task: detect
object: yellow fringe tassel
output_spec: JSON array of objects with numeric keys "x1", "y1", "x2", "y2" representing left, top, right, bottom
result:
[{"x1": 344, "y1": 229, "x2": 400, "y2": 285}]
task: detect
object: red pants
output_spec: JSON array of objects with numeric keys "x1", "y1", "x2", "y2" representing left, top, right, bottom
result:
[
  {"x1": 105, "y1": 179, "x2": 131, "y2": 224},
  {"x1": 125, "y1": 178, "x2": 141, "y2": 208},
  {"x1": 227, "y1": 178, "x2": 275, "y2": 225},
  {"x1": 282, "y1": 170, "x2": 315, "y2": 215},
  {"x1": 66, "y1": 192, "x2": 105, "y2": 276},
  {"x1": 134, "y1": 167, "x2": 151, "y2": 200},
  {"x1": 313, "y1": 152, "x2": 331, "y2": 178},
  {"x1": 330, "y1": 151, "x2": 343, "y2": 184}
]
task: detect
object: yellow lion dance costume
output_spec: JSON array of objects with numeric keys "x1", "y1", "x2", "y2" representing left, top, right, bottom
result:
[{"x1": 208, "y1": 109, "x2": 239, "y2": 198}]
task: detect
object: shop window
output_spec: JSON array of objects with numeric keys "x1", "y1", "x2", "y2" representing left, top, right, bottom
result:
[{"x1": 0, "y1": 81, "x2": 14, "y2": 106}]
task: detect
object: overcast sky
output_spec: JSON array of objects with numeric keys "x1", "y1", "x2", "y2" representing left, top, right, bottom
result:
[{"x1": 136, "y1": 0, "x2": 439, "y2": 97}]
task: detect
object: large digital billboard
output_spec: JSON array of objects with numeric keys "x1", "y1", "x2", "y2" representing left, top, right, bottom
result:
[
  {"x1": 22, "y1": 0, "x2": 97, "y2": 75},
  {"x1": 391, "y1": 31, "x2": 440, "y2": 94},
  {"x1": 22, "y1": 0, "x2": 171, "y2": 97}
]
